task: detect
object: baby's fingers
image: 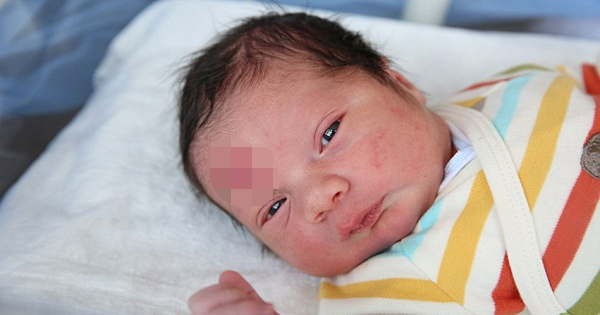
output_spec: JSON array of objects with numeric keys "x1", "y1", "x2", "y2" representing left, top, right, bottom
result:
[
  {"x1": 188, "y1": 285, "x2": 277, "y2": 315},
  {"x1": 208, "y1": 299, "x2": 277, "y2": 315},
  {"x1": 188, "y1": 285, "x2": 244, "y2": 314},
  {"x1": 218, "y1": 271, "x2": 264, "y2": 302}
]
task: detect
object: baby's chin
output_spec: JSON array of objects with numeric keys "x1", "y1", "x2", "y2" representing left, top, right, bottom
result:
[
  {"x1": 290, "y1": 248, "x2": 380, "y2": 277},
  {"x1": 294, "y1": 261, "x2": 357, "y2": 278}
]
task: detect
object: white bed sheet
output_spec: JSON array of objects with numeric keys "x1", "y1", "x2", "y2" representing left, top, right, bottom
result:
[{"x1": 0, "y1": 1, "x2": 598, "y2": 314}]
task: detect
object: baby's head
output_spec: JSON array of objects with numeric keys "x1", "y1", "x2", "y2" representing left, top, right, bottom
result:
[{"x1": 179, "y1": 12, "x2": 452, "y2": 277}]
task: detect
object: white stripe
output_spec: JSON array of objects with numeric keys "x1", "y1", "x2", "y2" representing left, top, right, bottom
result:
[{"x1": 436, "y1": 104, "x2": 567, "y2": 315}]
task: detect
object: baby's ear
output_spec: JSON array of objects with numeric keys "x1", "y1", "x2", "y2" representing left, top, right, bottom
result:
[{"x1": 385, "y1": 68, "x2": 426, "y2": 105}]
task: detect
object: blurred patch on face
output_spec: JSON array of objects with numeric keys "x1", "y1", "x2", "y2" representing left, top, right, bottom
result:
[{"x1": 209, "y1": 139, "x2": 278, "y2": 207}]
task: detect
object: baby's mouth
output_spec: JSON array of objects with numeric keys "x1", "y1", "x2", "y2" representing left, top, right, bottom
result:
[
  {"x1": 350, "y1": 206, "x2": 380, "y2": 234},
  {"x1": 339, "y1": 200, "x2": 383, "y2": 240}
]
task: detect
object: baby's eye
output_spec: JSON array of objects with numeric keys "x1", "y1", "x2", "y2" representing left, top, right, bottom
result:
[
  {"x1": 267, "y1": 198, "x2": 286, "y2": 220},
  {"x1": 321, "y1": 120, "x2": 340, "y2": 148}
]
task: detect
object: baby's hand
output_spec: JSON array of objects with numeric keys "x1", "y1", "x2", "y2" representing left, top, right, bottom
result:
[{"x1": 188, "y1": 270, "x2": 278, "y2": 315}]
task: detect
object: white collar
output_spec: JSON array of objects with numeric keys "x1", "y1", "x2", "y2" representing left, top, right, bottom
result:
[{"x1": 439, "y1": 121, "x2": 476, "y2": 192}]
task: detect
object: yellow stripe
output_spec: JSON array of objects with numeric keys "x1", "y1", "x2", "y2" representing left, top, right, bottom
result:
[
  {"x1": 453, "y1": 96, "x2": 484, "y2": 108},
  {"x1": 320, "y1": 172, "x2": 495, "y2": 304},
  {"x1": 436, "y1": 171, "x2": 494, "y2": 304},
  {"x1": 555, "y1": 65, "x2": 583, "y2": 90},
  {"x1": 433, "y1": 75, "x2": 575, "y2": 304},
  {"x1": 555, "y1": 65, "x2": 568, "y2": 75},
  {"x1": 320, "y1": 278, "x2": 453, "y2": 302},
  {"x1": 518, "y1": 76, "x2": 575, "y2": 209},
  {"x1": 320, "y1": 74, "x2": 578, "y2": 308}
]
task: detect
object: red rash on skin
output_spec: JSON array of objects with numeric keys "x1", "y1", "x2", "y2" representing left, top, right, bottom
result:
[
  {"x1": 369, "y1": 130, "x2": 386, "y2": 169},
  {"x1": 193, "y1": 68, "x2": 454, "y2": 277}
]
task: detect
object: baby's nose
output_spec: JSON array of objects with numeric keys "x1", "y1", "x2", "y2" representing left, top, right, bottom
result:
[{"x1": 302, "y1": 174, "x2": 349, "y2": 223}]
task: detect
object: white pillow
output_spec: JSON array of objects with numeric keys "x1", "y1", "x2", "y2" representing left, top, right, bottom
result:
[{"x1": 1, "y1": 1, "x2": 598, "y2": 314}]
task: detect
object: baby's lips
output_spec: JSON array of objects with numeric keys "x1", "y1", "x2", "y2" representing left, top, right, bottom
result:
[{"x1": 337, "y1": 200, "x2": 383, "y2": 241}]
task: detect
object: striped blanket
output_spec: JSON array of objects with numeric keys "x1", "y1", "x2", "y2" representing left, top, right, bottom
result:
[{"x1": 319, "y1": 64, "x2": 600, "y2": 315}]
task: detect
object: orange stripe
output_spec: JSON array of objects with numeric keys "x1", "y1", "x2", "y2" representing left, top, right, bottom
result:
[
  {"x1": 493, "y1": 84, "x2": 600, "y2": 314},
  {"x1": 463, "y1": 64, "x2": 553, "y2": 92},
  {"x1": 463, "y1": 77, "x2": 513, "y2": 91},
  {"x1": 491, "y1": 75, "x2": 573, "y2": 313},
  {"x1": 582, "y1": 63, "x2": 600, "y2": 95},
  {"x1": 492, "y1": 256, "x2": 525, "y2": 315},
  {"x1": 544, "y1": 173, "x2": 599, "y2": 289},
  {"x1": 543, "y1": 96, "x2": 600, "y2": 290}
]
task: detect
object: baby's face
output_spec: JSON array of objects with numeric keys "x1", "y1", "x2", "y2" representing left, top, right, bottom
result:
[{"x1": 194, "y1": 69, "x2": 452, "y2": 277}]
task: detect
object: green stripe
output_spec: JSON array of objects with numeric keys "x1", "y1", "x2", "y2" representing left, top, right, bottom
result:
[
  {"x1": 498, "y1": 64, "x2": 553, "y2": 75},
  {"x1": 567, "y1": 270, "x2": 600, "y2": 315}
]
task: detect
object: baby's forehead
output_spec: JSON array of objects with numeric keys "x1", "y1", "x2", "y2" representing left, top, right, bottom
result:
[{"x1": 209, "y1": 138, "x2": 275, "y2": 168}]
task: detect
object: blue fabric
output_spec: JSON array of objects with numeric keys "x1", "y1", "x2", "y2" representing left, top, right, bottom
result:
[
  {"x1": 446, "y1": 0, "x2": 600, "y2": 25},
  {"x1": 495, "y1": 75, "x2": 533, "y2": 139},
  {"x1": 1, "y1": 0, "x2": 598, "y2": 117},
  {"x1": 0, "y1": 0, "x2": 154, "y2": 117},
  {"x1": 261, "y1": 0, "x2": 600, "y2": 24},
  {"x1": 271, "y1": 0, "x2": 403, "y2": 19}
]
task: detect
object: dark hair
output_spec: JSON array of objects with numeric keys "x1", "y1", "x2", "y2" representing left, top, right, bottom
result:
[{"x1": 179, "y1": 12, "x2": 410, "y2": 195}]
